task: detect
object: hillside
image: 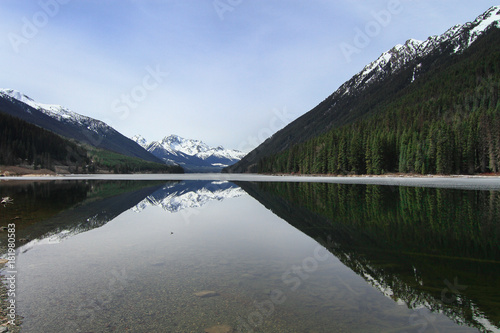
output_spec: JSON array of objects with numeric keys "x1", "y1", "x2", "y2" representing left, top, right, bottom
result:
[
  {"x1": 0, "y1": 89, "x2": 162, "y2": 164},
  {"x1": 0, "y1": 112, "x2": 183, "y2": 175},
  {"x1": 225, "y1": 6, "x2": 500, "y2": 174}
]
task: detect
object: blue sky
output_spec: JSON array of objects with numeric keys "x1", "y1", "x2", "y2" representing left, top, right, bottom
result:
[{"x1": 0, "y1": 0, "x2": 498, "y2": 151}]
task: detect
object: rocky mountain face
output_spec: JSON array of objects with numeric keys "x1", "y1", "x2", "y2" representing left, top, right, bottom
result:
[
  {"x1": 226, "y1": 6, "x2": 500, "y2": 173},
  {"x1": 132, "y1": 134, "x2": 245, "y2": 172}
]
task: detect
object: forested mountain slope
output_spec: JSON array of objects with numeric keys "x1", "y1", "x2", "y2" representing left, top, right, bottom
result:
[
  {"x1": 0, "y1": 112, "x2": 183, "y2": 174},
  {"x1": 226, "y1": 6, "x2": 500, "y2": 174},
  {"x1": 0, "y1": 89, "x2": 162, "y2": 164},
  {"x1": 258, "y1": 28, "x2": 500, "y2": 175}
]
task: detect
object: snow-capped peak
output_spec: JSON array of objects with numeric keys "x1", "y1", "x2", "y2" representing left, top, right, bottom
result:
[
  {"x1": 138, "y1": 134, "x2": 245, "y2": 160},
  {"x1": 341, "y1": 6, "x2": 500, "y2": 95},
  {"x1": 131, "y1": 134, "x2": 149, "y2": 148},
  {"x1": 468, "y1": 5, "x2": 500, "y2": 46},
  {"x1": 161, "y1": 134, "x2": 211, "y2": 156},
  {"x1": 0, "y1": 88, "x2": 111, "y2": 134},
  {"x1": 133, "y1": 134, "x2": 246, "y2": 170},
  {"x1": 0, "y1": 89, "x2": 36, "y2": 106}
]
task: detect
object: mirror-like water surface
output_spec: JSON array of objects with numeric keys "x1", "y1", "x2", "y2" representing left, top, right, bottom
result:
[{"x1": 0, "y1": 179, "x2": 498, "y2": 332}]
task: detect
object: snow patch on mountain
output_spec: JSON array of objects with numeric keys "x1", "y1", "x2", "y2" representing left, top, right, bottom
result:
[
  {"x1": 131, "y1": 134, "x2": 149, "y2": 148},
  {"x1": 0, "y1": 88, "x2": 111, "y2": 135},
  {"x1": 339, "y1": 6, "x2": 500, "y2": 97},
  {"x1": 132, "y1": 134, "x2": 246, "y2": 170},
  {"x1": 467, "y1": 5, "x2": 500, "y2": 46},
  {"x1": 158, "y1": 135, "x2": 245, "y2": 161}
]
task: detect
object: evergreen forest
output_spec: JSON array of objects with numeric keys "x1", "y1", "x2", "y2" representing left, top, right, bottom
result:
[{"x1": 256, "y1": 30, "x2": 500, "y2": 175}]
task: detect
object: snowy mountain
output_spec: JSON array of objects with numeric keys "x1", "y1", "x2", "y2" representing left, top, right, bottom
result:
[
  {"x1": 227, "y1": 5, "x2": 500, "y2": 173},
  {"x1": 1, "y1": 89, "x2": 107, "y2": 132},
  {"x1": 340, "y1": 5, "x2": 500, "y2": 96},
  {"x1": 0, "y1": 89, "x2": 162, "y2": 163},
  {"x1": 132, "y1": 134, "x2": 245, "y2": 172},
  {"x1": 132, "y1": 180, "x2": 246, "y2": 213}
]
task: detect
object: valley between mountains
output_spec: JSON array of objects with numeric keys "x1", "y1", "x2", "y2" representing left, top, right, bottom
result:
[{"x1": 1, "y1": 6, "x2": 500, "y2": 177}]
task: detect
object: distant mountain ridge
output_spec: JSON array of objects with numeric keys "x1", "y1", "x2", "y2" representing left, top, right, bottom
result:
[
  {"x1": 0, "y1": 89, "x2": 162, "y2": 164},
  {"x1": 132, "y1": 134, "x2": 245, "y2": 172},
  {"x1": 226, "y1": 5, "x2": 500, "y2": 173}
]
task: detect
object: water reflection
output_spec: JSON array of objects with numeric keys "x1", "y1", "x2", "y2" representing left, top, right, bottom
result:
[
  {"x1": 0, "y1": 180, "x2": 244, "y2": 251},
  {"x1": 0, "y1": 180, "x2": 165, "y2": 251},
  {"x1": 0, "y1": 180, "x2": 498, "y2": 332},
  {"x1": 132, "y1": 180, "x2": 246, "y2": 213},
  {"x1": 238, "y1": 181, "x2": 500, "y2": 332}
]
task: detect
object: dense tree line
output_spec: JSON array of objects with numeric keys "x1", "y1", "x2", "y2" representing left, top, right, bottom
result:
[
  {"x1": 0, "y1": 111, "x2": 89, "y2": 170},
  {"x1": 0, "y1": 111, "x2": 184, "y2": 174},
  {"x1": 258, "y1": 31, "x2": 500, "y2": 175},
  {"x1": 88, "y1": 148, "x2": 184, "y2": 174}
]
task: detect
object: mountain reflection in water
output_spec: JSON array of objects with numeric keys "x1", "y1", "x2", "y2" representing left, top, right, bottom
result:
[
  {"x1": 0, "y1": 180, "x2": 244, "y2": 251},
  {"x1": 0, "y1": 179, "x2": 498, "y2": 332}
]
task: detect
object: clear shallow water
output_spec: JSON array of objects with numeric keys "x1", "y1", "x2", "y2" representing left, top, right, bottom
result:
[{"x1": 0, "y1": 179, "x2": 498, "y2": 332}]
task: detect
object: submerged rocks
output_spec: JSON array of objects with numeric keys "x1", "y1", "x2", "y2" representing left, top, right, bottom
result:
[{"x1": 193, "y1": 290, "x2": 219, "y2": 298}]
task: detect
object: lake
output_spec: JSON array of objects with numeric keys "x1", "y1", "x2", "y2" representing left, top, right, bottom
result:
[{"x1": 0, "y1": 176, "x2": 499, "y2": 332}]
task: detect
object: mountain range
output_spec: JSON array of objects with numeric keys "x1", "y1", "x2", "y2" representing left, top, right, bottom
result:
[
  {"x1": 132, "y1": 134, "x2": 245, "y2": 172},
  {"x1": 0, "y1": 89, "x2": 243, "y2": 173},
  {"x1": 1, "y1": 6, "x2": 499, "y2": 176},
  {"x1": 226, "y1": 5, "x2": 500, "y2": 174},
  {"x1": 0, "y1": 89, "x2": 161, "y2": 164}
]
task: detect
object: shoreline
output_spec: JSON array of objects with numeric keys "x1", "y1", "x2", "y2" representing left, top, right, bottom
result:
[{"x1": 1, "y1": 173, "x2": 500, "y2": 190}]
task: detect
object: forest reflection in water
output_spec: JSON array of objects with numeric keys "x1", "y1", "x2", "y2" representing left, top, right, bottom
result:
[
  {"x1": 0, "y1": 179, "x2": 498, "y2": 332},
  {"x1": 238, "y1": 181, "x2": 500, "y2": 332}
]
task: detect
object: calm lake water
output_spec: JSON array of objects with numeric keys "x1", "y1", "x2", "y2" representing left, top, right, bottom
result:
[{"x1": 0, "y1": 178, "x2": 499, "y2": 332}]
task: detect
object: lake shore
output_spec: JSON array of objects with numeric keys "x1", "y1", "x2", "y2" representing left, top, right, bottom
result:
[{"x1": 2, "y1": 173, "x2": 500, "y2": 190}]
